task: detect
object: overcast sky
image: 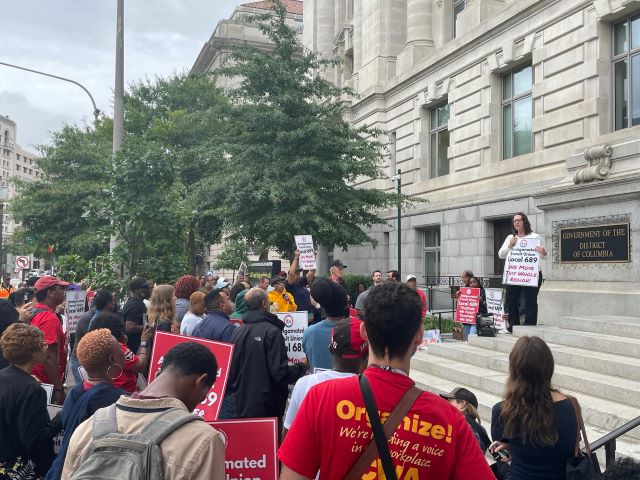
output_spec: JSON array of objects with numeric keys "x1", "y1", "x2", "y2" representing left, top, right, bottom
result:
[{"x1": 1, "y1": 0, "x2": 240, "y2": 152}]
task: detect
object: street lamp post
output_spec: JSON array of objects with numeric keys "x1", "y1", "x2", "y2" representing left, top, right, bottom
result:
[
  {"x1": 392, "y1": 169, "x2": 402, "y2": 279},
  {"x1": 0, "y1": 186, "x2": 8, "y2": 275},
  {"x1": 0, "y1": 61, "x2": 100, "y2": 123}
]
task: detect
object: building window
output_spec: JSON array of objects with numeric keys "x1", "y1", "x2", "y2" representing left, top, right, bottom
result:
[
  {"x1": 429, "y1": 103, "x2": 450, "y2": 178},
  {"x1": 613, "y1": 14, "x2": 640, "y2": 130},
  {"x1": 16, "y1": 165, "x2": 20, "y2": 172},
  {"x1": 423, "y1": 227, "x2": 441, "y2": 278},
  {"x1": 453, "y1": 0, "x2": 467, "y2": 38},
  {"x1": 502, "y1": 64, "x2": 533, "y2": 159}
]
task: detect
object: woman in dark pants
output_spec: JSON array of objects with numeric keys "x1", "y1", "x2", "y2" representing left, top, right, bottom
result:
[{"x1": 498, "y1": 212, "x2": 548, "y2": 332}]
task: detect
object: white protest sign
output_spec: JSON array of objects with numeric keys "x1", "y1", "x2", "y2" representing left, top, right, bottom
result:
[
  {"x1": 503, "y1": 237, "x2": 540, "y2": 287},
  {"x1": 294, "y1": 235, "x2": 317, "y2": 270},
  {"x1": 41, "y1": 383, "x2": 54, "y2": 403},
  {"x1": 277, "y1": 311, "x2": 308, "y2": 365},
  {"x1": 486, "y1": 288, "x2": 505, "y2": 316},
  {"x1": 64, "y1": 290, "x2": 87, "y2": 334},
  {"x1": 47, "y1": 404, "x2": 64, "y2": 453}
]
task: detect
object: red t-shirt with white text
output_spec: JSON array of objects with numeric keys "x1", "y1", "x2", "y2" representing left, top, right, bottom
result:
[
  {"x1": 31, "y1": 304, "x2": 67, "y2": 384},
  {"x1": 113, "y1": 342, "x2": 139, "y2": 393},
  {"x1": 278, "y1": 367, "x2": 494, "y2": 480}
]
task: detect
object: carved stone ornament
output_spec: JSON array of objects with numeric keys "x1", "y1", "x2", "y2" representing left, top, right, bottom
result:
[{"x1": 573, "y1": 144, "x2": 612, "y2": 184}]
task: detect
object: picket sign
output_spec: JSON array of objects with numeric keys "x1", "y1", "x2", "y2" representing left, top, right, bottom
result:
[
  {"x1": 209, "y1": 418, "x2": 278, "y2": 480},
  {"x1": 148, "y1": 331, "x2": 233, "y2": 421},
  {"x1": 47, "y1": 404, "x2": 64, "y2": 454},
  {"x1": 486, "y1": 288, "x2": 509, "y2": 332},
  {"x1": 276, "y1": 311, "x2": 308, "y2": 365},
  {"x1": 294, "y1": 235, "x2": 317, "y2": 270},
  {"x1": 64, "y1": 290, "x2": 87, "y2": 334},
  {"x1": 455, "y1": 287, "x2": 480, "y2": 325},
  {"x1": 503, "y1": 237, "x2": 540, "y2": 287}
]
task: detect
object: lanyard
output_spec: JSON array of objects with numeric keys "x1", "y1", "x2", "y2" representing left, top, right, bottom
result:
[{"x1": 370, "y1": 364, "x2": 409, "y2": 377}]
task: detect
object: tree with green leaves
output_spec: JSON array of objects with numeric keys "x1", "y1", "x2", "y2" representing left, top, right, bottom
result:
[
  {"x1": 214, "y1": 0, "x2": 413, "y2": 261},
  {"x1": 214, "y1": 239, "x2": 250, "y2": 281},
  {"x1": 10, "y1": 119, "x2": 113, "y2": 260}
]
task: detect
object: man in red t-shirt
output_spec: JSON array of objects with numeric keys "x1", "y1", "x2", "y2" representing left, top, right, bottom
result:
[
  {"x1": 31, "y1": 275, "x2": 69, "y2": 405},
  {"x1": 279, "y1": 282, "x2": 495, "y2": 480}
]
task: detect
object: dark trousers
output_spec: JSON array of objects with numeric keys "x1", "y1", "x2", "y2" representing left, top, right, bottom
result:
[{"x1": 505, "y1": 272, "x2": 543, "y2": 331}]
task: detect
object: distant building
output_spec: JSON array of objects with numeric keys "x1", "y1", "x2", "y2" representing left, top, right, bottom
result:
[
  {"x1": 192, "y1": 0, "x2": 303, "y2": 275},
  {"x1": 0, "y1": 114, "x2": 43, "y2": 276}
]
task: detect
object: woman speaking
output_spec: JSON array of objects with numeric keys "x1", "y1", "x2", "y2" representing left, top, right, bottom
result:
[{"x1": 498, "y1": 212, "x2": 547, "y2": 332}]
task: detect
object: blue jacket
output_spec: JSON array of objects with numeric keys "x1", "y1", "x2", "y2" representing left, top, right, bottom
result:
[{"x1": 193, "y1": 309, "x2": 236, "y2": 343}]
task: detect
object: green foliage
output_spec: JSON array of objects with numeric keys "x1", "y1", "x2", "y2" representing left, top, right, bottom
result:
[
  {"x1": 86, "y1": 255, "x2": 128, "y2": 299},
  {"x1": 424, "y1": 314, "x2": 455, "y2": 333},
  {"x1": 214, "y1": 239, "x2": 249, "y2": 271},
  {"x1": 214, "y1": 0, "x2": 415, "y2": 260},
  {"x1": 55, "y1": 255, "x2": 92, "y2": 283},
  {"x1": 341, "y1": 273, "x2": 372, "y2": 300},
  {"x1": 10, "y1": 119, "x2": 113, "y2": 259}
]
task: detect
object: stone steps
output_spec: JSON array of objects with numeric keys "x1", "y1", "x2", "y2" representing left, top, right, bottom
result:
[
  {"x1": 427, "y1": 342, "x2": 640, "y2": 408},
  {"x1": 469, "y1": 334, "x2": 640, "y2": 382},
  {"x1": 410, "y1": 369, "x2": 640, "y2": 461},
  {"x1": 560, "y1": 316, "x2": 640, "y2": 340},
  {"x1": 411, "y1": 352, "x2": 640, "y2": 442}
]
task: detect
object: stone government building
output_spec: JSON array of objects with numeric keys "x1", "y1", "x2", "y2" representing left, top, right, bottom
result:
[{"x1": 305, "y1": 0, "x2": 640, "y2": 319}]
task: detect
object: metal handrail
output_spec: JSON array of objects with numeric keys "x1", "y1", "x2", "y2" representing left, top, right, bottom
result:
[
  {"x1": 585, "y1": 416, "x2": 640, "y2": 469},
  {"x1": 423, "y1": 275, "x2": 504, "y2": 288}
]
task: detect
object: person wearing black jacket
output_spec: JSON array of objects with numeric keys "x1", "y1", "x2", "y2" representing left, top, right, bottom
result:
[
  {"x1": 228, "y1": 288, "x2": 308, "y2": 434},
  {"x1": 0, "y1": 323, "x2": 61, "y2": 478}
]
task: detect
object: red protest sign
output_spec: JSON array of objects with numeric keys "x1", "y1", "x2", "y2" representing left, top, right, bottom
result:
[
  {"x1": 209, "y1": 418, "x2": 278, "y2": 480},
  {"x1": 149, "y1": 331, "x2": 233, "y2": 421},
  {"x1": 455, "y1": 287, "x2": 480, "y2": 325}
]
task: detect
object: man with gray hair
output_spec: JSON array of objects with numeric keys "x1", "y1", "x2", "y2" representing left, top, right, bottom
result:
[{"x1": 227, "y1": 288, "x2": 308, "y2": 435}]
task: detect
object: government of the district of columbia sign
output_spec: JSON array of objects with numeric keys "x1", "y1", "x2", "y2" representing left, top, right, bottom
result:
[{"x1": 559, "y1": 223, "x2": 630, "y2": 263}]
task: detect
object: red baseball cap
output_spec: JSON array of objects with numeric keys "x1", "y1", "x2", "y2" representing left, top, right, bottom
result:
[
  {"x1": 330, "y1": 318, "x2": 368, "y2": 359},
  {"x1": 34, "y1": 275, "x2": 70, "y2": 293}
]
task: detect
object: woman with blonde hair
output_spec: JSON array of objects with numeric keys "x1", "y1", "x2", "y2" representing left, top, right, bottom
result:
[
  {"x1": 490, "y1": 335, "x2": 578, "y2": 480},
  {"x1": 45, "y1": 329, "x2": 127, "y2": 480},
  {"x1": 147, "y1": 284, "x2": 175, "y2": 333},
  {"x1": 0, "y1": 323, "x2": 58, "y2": 478}
]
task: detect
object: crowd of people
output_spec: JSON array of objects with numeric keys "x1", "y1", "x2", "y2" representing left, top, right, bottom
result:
[{"x1": 0, "y1": 239, "x2": 636, "y2": 480}]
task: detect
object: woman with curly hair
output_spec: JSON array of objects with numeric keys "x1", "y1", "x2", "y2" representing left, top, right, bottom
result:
[
  {"x1": 147, "y1": 284, "x2": 175, "y2": 333},
  {"x1": 89, "y1": 313, "x2": 153, "y2": 393},
  {"x1": 45, "y1": 329, "x2": 127, "y2": 480},
  {"x1": 173, "y1": 275, "x2": 201, "y2": 332},
  {"x1": 490, "y1": 336, "x2": 578, "y2": 480},
  {"x1": 0, "y1": 323, "x2": 59, "y2": 479}
]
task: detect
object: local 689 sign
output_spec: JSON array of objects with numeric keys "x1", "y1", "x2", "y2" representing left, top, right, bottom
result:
[{"x1": 149, "y1": 331, "x2": 234, "y2": 421}]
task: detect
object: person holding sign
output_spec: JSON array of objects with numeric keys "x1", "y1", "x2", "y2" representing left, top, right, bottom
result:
[
  {"x1": 0, "y1": 323, "x2": 60, "y2": 478},
  {"x1": 498, "y1": 212, "x2": 548, "y2": 332},
  {"x1": 286, "y1": 250, "x2": 315, "y2": 317},
  {"x1": 268, "y1": 276, "x2": 297, "y2": 313}
]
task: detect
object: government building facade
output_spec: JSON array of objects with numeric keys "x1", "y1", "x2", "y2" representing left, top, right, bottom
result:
[{"x1": 305, "y1": 0, "x2": 640, "y2": 318}]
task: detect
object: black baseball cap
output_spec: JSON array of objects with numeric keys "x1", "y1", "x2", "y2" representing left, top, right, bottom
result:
[
  {"x1": 129, "y1": 277, "x2": 151, "y2": 291},
  {"x1": 330, "y1": 259, "x2": 347, "y2": 269},
  {"x1": 439, "y1": 387, "x2": 479, "y2": 409},
  {"x1": 270, "y1": 276, "x2": 285, "y2": 286},
  {"x1": 310, "y1": 277, "x2": 348, "y2": 317}
]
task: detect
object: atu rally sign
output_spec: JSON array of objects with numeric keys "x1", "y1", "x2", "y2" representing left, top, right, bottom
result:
[
  {"x1": 209, "y1": 418, "x2": 278, "y2": 480},
  {"x1": 277, "y1": 311, "x2": 308, "y2": 365},
  {"x1": 503, "y1": 237, "x2": 540, "y2": 287},
  {"x1": 455, "y1": 287, "x2": 480, "y2": 325},
  {"x1": 149, "y1": 331, "x2": 233, "y2": 421},
  {"x1": 64, "y1": 290, "x2": 87, "y2": 334},
  {"x1": 294, "y1": 235, "x2": 317, "y2": 270}
]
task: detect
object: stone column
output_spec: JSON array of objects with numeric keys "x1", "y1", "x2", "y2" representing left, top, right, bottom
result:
[{"x1": 406, "y1": 0, "x2": 433, "y2": 47}]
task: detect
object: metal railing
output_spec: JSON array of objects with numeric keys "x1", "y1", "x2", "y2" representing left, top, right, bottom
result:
[
  {"x1": 588, "y1": 416, "x2": 640, "y2": 470},
  {"x1": 423, "y1": 275, "x2": 504, "y2": 288}
]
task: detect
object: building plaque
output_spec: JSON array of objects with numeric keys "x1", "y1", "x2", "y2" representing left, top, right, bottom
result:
[{"x1": 559, "y1": 223, "x2": 630, "y2": 263}]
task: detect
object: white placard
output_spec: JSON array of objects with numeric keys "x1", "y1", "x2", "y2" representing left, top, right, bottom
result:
[
  {"x1": 64, "y1": 290, "x2": 87, "y2": 334},
  {"x1": 294, "y1": 235, "x2": 317, "y2": 270},
  {"x1": 47, "y1": 404, "x2": 64, "y2": 453},
  {"x1": 277, "y1": 311, "x2": 308, "y2": 365},
  {"x1": 502, "y1": 237, "x2": 540, "y2": 287},
  {"x1": 41, "y1": 383, "x2": 54, "y2": 403},
  {"x1": 486, "y1": 288, "x2": 505, "y2": 316}
]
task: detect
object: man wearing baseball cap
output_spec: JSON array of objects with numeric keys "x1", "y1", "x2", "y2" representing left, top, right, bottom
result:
[
  {"x1": 303, "y1": 277, "x2": 349, "y2": 370},
  {"x1": 328, "y1": 259, "x2": 347, "y2": 290},
  {"x1": 406, "y1": 274, "x2": 427, "y2": 319},
  {"x1": 30, "y1": 275, "x2": 70, "y2": 405},
  {"x1": 283, "y1": 317, "x2": 368, "y2": 438}
]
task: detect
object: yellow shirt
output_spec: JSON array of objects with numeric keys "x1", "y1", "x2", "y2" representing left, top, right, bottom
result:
[{"x1": 269, "y1": 289, "x2": 297, "y2": 312}]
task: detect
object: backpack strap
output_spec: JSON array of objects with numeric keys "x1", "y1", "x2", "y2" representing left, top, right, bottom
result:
[
  {"x1": 139, "y1": 407, "x2": 203, "y2": 446},
  {"x1": 91, "y1": 404, "x2": 119, "y2": 439}
]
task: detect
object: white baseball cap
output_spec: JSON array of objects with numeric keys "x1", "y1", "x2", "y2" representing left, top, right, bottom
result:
[{"x1": 406, "y1": 274, "x2": 417, "y2": 281}]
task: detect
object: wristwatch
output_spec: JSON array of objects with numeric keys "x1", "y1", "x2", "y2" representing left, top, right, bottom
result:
[{"x1": 140, "y1": 342, "x2": 148, "y2": 347}]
